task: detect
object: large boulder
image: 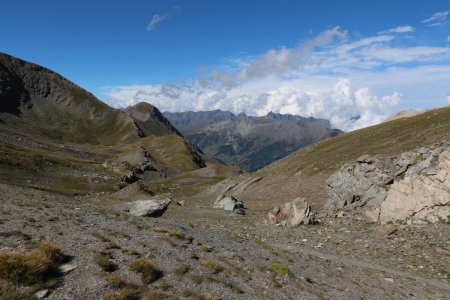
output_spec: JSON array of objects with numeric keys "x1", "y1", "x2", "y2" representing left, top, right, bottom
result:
[
  {"x1": 265, "y1": 198, "x2": 314, "y2": 226},
  {"x1": 117, "y1": 198, "x2": 172, "y2": 217},
  {"x1": 212, "y1": 195, "x2": 244, "y2": 211},
  {"x1": 377, "y1": 146, "x2": 450, "y2": 224}
]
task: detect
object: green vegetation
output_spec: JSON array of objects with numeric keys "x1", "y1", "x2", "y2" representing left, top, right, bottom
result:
[
  {"x1": 270, "y1": 260, "x2": 293, "y2": 277},
  {"x1": 129, "y1": 258, "x2": 163, "y2": 284},
  {"x1": 264, "y1": 107, "x2": 450, "y2": 176}
]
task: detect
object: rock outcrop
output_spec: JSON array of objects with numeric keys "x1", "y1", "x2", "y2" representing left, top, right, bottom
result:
[
  {"x1": 212, "y1": 195, "x2": 245, "y2": 212},
  {"x1": 325, "y1": 155, "x2": 393, "y2": 218},
  {"x1": 324, "y1": 142, "x2": 450, "y2": 224},
  {"x1": 265, "y1": 198, "x2": 314, "y2": 226},
  {"x1": 117, "y1": 198, "x2": 172, "y2": 217},
  {"x1": 377, "y1": 146, "x2": 450, "y2": 224}
]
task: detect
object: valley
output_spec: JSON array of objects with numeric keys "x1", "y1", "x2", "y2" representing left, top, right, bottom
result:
[{"x1": 0, "y1": 52, "x2": 449, "y2": 300}]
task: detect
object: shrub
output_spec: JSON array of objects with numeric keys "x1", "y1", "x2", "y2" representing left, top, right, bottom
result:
[{"x1": 129, "y1": 258, "x2": 162, "y2": 284}]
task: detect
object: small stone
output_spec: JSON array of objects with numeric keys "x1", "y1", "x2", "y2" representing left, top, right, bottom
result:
[
  {"x1": 35, "y1": 290, "x2": 50, "y2": 298},
  {"x1": 59, "y1": 264, "x2": 77, "y2": 274},
  {"x1": 383, "y1": 278, "x2": 394, "y2": 283},
  {"x1": 233, "y1": 208, "x2": 246, "y2": 215},
  {"x1": 302, "y1": 239, "x2": 308, "y2": 242}
]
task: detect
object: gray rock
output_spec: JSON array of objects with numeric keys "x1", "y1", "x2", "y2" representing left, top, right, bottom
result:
[
  {"x1": 265, "y1": 198, "x2": 314, "y2": 226},
  {"x1": 212, "y1": 195, "x2": 244, "y2": 211},
  {"x1": 59, "y1": 264, "x2": 77, "y2": 274},
  {"x1": 117, "y1": 198, "x2": 172, "y2": 217},
  {"x1": 325, "y1": 142, "x2": 450, "y2": 223},
  {"x1": 233, "y1": 208, "x2": 246, "y2": 215},
  {"x1": 35, "y1": 289, "x2": 50, "y2": 298}
]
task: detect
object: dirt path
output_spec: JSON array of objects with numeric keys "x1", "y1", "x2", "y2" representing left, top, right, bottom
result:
[{"x1": 270, "y1": 242, "x2": 450, "y2": 292}]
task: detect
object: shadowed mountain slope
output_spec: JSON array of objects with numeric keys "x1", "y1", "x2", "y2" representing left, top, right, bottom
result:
[
  {"x1": 0, "y1": 53, "x2": 220, "y2": 194},
  {"x1": 165, "y1": 110, "x2": 342, "y2": 171}
]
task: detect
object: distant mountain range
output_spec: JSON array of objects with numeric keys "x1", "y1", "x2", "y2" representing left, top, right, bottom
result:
[{"x1": 164, "y1": 110, "x2": 342, "y2": 171}]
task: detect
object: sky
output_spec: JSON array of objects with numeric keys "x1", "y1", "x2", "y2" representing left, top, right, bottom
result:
[{"x1": 1, "y1": 0, "x2": 449, "y2": 130}]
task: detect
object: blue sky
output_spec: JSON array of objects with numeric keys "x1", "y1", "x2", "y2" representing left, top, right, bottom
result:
[{"x1": 1, "y1": 1, "x2": 449, "y2": 130}]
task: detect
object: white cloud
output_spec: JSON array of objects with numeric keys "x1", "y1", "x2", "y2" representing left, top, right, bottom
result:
[
  {"x1": 146, "y1": 14, "x2": 169, "y2": 32},
  {"x1": 421, "y1": 11, "x2": 449, "y2": 26},
  {"x1": 104, "y1": 77, "x2": 402, "y2": 131},
  {"x1": 359, "y1": 45, "x2": 450, "y2": 63},
  {"x1": 103, "y1": 26, "x2": 450, "y2": 131},
  {"x1": 379, "y1": 25, "x2": 414, "y2": 34}
]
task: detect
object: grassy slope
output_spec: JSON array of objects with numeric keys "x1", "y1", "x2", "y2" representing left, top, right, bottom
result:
[{"x1": 217, "y1": 106, "x2": 450, "y2": 211}]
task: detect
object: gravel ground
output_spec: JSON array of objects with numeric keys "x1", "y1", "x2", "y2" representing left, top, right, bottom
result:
[{"x1": 0, "y1": 183, "x2": 449, "y2": 300}]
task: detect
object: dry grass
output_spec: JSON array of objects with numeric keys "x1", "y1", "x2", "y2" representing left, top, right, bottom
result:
[
  {"x1": 106, "y1": 275, "x2": 128, "y2": 290},
  {"x1": 94, "y1": 253, "x2": 117, "y2": 273},
  {"x1": 200, "y1": 259, "x2": 224, "y2": 274},
  {"x1": 103, "y1": 286, "x2": 143, "y2": 300},
  {"x1": 129, "y1": 258, "x2": 163, "y2": 284},
  {"x1": 172, "y1": 262, "x2": 190, "y2": 278},
  {"x1": 152, "y1": 227, "x2": 185, "y2": 240},
  {"x1": 0, "y1": 242, "x2": 64, "y2": 299}
]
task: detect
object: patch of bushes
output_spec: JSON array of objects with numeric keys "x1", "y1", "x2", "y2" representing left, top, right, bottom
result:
[{"x1": 130, "y1": 258, "x2": 163, "y2": 284}]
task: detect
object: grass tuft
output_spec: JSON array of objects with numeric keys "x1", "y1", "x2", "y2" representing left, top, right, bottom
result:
[
  {"x1": 152, "y1": 227, "x2": 185, "y2": 239},
  {"x1": 129, "y1": 258, "x2": 163, "y2": 284},
  {"x1": 270, "y1": 260, "x2": 293, "y2": 277},
  {"x1": 200, "y1": 259, "x2": 224, "y2": 274},
  {"x1": 94, "y1": 253, "x2": 117, "y2": 272},
  {"x1": 106, "y1": 275, "x2": 128, "y2": 290}
]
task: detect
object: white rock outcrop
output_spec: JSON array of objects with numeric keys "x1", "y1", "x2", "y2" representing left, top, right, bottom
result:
[
  {"x1": 117, "y1": 198, "x2": 172, "y2": 217},
  {"x1": 378, "y1": 146, "x2": 450, "y2": 224},
  {"x1": 212, "y1": 195, "x2": 244, "y2": 211},
  {"x1": 265, "y1": 198, "x2": 314, "y2": 226}
]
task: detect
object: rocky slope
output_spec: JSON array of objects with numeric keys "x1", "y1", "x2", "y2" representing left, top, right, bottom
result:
[
  {"x1": 165, "y1": 110, "x2": 342, "y2": 171},
  {"x1": 194, "y1": 107, "x2": 450, "y2": 223}
]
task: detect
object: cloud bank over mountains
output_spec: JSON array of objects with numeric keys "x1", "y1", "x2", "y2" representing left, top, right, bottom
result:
[{"x1": 105, "y1": 20, "x2": 450, "y2": 131}]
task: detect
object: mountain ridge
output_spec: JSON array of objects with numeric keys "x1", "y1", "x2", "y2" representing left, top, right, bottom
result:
[{"x1": 165, "y1": 109, "x2": 341, "y2": 171}]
